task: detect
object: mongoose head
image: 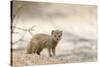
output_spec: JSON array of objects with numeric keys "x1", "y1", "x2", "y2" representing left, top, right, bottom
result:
[{"x1": 51, "y1": 30, "x2": 62, "y2": 42}]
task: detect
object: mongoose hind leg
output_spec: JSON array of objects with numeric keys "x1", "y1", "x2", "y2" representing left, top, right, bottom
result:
[
  {"x1": 37, "y1": 48, "x2": 43, "y2": 55},
  {"x1": 32, "y1": 47, "x2": 37, "y2": 54}
]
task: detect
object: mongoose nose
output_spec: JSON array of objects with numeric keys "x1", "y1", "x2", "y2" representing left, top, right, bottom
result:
[{"x1": 57, "y1": 38, "x2": 59, "y2": 41}]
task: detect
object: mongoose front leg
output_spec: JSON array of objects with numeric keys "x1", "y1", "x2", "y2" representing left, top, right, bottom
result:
[
  {"x1": 48, "y1": 48, "x2": 52, "y2": 57},
  {"x1": 52, "y1": 47, "x2": 56, "y2": 56}
]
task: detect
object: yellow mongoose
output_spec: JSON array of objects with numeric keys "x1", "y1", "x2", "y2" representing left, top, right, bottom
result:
[{"x1": 26, "y1": 30, "x2": 62, "y2": 57}]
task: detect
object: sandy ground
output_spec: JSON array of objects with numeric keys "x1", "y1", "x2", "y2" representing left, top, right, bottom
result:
[{"x1": 12, "y1": 46, "x2": 97, "y2": 66}]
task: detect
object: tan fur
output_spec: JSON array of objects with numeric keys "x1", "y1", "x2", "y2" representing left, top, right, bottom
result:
[{"x1": 26, "y1": 30, "x2": 62, "y2": 57}]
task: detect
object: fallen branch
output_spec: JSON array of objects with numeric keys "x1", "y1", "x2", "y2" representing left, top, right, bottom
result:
[{"x1": 12, "y1": 25, "x2": 36, "y2": 45}]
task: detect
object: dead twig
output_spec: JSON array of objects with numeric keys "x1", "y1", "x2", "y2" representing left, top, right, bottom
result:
[{"x1": 12, "y1": 25, "x2": 36, "y2": 45}]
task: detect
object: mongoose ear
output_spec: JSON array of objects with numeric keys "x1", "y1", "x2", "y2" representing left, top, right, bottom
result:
[{"x1": 51, "y1": 30, "x2": 55, "y2": 35}]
